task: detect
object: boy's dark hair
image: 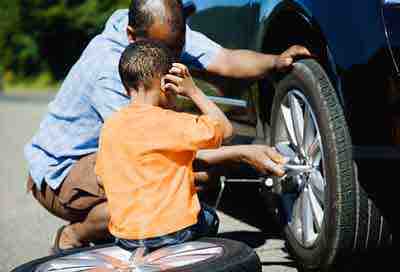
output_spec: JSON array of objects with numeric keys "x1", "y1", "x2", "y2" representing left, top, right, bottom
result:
[
  {"x1": 128, "y1": 0, "x2": 184, "y2": 37},
  {"x1": 119, "y1": 40, "x2": 174, "y2": 91}
]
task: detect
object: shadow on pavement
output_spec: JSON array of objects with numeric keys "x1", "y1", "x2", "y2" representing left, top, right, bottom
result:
[
  {"x1": 334, "y1": 247, "x2": 394, "y2": 272},
  {"x1": 217, "y1": 231, "x2": 271, "y2": 249},
  {"x1": 199, "y1": 160, "x2": 282, "y2": 237}
]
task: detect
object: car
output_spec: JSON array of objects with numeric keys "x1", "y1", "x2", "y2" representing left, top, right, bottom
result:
[{"x1": 183, "y1": 0, "x2": 397, "y2": 271}]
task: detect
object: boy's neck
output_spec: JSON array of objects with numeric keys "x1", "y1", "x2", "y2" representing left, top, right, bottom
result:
[
  {"x1": 131, "y1": 89, "x2": 160, "y2": 107},
  {"x1": 129, "y1": 81, "x2": 162, "y2": 107}
]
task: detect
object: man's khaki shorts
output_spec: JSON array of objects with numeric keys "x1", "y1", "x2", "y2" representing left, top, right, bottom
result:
[{"x1": 27, "y1": 153, "x2": 106, "y2": 223}]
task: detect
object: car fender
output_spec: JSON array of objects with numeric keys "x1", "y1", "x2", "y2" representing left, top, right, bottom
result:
[{"x1": 254, "y1": 0, "x2": 345, "y2": 122}]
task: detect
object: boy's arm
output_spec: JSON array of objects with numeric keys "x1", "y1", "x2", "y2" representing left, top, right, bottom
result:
[
  {"x1": 163, "y1": 63, "x2": 233, "y2": 141},
  {"x1": 189, "y1": 87, "x2": 233, "y2": 141},
  {"x1": 195, "y1": 145, "x2": 287, "y2": 177}
]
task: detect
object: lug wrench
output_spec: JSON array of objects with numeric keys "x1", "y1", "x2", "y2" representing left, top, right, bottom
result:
[
  {"x1": 214, "y1": 176, "x2": 273, "y2": 209},
  {"x1": 213, "y1": 164, "x2": 313, "y2": 209}
]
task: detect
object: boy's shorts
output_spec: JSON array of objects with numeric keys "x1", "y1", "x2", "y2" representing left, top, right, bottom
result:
[{"x1": 117, "y1": 203, "x2": 219, "y2": 252}]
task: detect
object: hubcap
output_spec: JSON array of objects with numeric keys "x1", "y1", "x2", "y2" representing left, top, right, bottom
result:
[
  {"x1": 274, "y1": 90, "x2": 326, "y2": 248},
  {"x1": 34, "y1": 242, "x2": 224, "y2": 272}
]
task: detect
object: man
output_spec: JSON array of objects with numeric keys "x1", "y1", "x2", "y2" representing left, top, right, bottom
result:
[{"x1": 25, "y1": 0, "x2": 309, "y2": 252}]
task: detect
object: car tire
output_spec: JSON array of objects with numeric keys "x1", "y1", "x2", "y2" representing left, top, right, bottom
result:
[
  {"x1": 269, "y1": 59, "x2": 392, "y2": 271},
  {"x1": 11, "y1": 238, "x2": 261, "y2": 272}
]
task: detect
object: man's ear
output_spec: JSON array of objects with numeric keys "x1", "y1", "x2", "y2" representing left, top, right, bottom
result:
[{"x1": 127, "y1": 26, "x2": 136, "y2": 43}]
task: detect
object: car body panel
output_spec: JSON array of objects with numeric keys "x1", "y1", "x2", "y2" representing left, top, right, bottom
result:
[
  {"x1": 255, "y1": 0, "x2": 387, "y2": 69},
  {"x1": 184, "y1": 0, "x2": 255, "y2": 50},
  {"x1": 186, "y1": 0, "x2": 400, "y2": 153}
]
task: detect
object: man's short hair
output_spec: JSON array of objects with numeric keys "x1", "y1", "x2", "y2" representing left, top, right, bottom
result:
[
  {"x1": 119, "y1": 40, "x2": 174, "y2": 91},
  {"x1": 128, "y1": 0, "x2": 184, "y2": 37}
]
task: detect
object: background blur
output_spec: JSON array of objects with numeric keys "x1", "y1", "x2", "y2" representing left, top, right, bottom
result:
[{"x1": 0, "y1": 0, "x2": 131, "y2": 93}]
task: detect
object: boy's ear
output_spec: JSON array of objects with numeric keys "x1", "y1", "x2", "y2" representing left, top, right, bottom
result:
[
  {"x1": 126, "y1": 87, "x2": 133, "y2": 97},
  {"x1": 126, "y1": 85, "x2": 138, "y2": 97},
  {"x1": 127, "y1": 26, "x2": 136, "y2": 43}
]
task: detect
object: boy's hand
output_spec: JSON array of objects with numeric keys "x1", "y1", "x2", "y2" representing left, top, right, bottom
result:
[
  {"x1": 238, "y1": 145, "x2": 288, "y2": 176},
  {"x1": 162, "y1": 63, "x2": 200, "y2": 97}
]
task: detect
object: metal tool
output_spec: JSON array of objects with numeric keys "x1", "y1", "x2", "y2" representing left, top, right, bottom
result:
[
  {"x1": 283, "y1": 164, "x2": 314, "y2": 178},
  {"x1": 213, "y1": 164, "x2": 314, "y2": 209},
  {"x1": 214, "y1": 176, "x2": 226, "y2": 209},
  {"x1": 214, "y1": 176, "x2": 273, "y2": 209}
]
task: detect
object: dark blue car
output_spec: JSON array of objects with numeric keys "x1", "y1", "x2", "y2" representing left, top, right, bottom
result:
[{"x1": 184, "y1": 0, "x2": 396, "y2": 271}]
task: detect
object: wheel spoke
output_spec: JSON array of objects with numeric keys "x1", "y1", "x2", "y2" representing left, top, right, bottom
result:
[
  {"x1": 291, "y1": 196, "x2": 302, "y2": 239},
  {"x1": 307, "y1": 184, "x2": 323, "y2": 232},
  {"x1": 308, "y1": 134, "x2": 322, "y2": 166},
  {"x1": 288, "y1": 93, "x2": 305, "y2": 156},
  {"x1": 275, "y1": 142, "x2": 297, "y2": 160},
  {"x1": 280, "y1": 104, "x2": 298, "y2": 147},
  {"x1": 309, "y1": 170, "x2": 325, "y2": 204},
  {"x1": 303, "y1": 105, "x2": 315, "y2": 152},
  {"x1": 300, "y1": 188, "x2": 314, "y2": 245}
]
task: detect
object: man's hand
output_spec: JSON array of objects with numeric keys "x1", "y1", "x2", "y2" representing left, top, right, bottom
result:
[{"x1": 274, "y1": 45, "x2": 311, "y2": 72}]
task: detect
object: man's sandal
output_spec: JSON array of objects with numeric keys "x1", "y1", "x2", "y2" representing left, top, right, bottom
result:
[{"x1": 50, "y1": 225, "x2": 72, "y2": 254}]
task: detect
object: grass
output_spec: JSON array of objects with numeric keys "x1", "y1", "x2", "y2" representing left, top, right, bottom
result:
[
  {"x1": 2, "y1": 72, "x2": 60, "y2": 94},
  {"x1": 2, "y1": 74, "x2": 215, "y2": 95}
]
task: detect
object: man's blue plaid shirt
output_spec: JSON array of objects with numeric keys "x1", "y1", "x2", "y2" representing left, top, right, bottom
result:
[{"x1": 24, "y1": 9, "x2": 222, "y2": 190}]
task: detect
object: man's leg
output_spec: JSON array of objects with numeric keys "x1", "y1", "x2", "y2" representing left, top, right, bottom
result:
[
  {"x1": 65, "y1": 201, "x2": 110, "y2": 247},
  {"x1": 27, "y1": 153, "x2": 111, "y2": 249}
]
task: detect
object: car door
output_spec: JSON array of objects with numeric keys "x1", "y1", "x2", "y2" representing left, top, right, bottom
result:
[
  {"x1": 184, "y1": 0, "x2": 255, "y2": 50},
  {"x1": 183, "y1": 0, "x2": 259, "y2": 128}
]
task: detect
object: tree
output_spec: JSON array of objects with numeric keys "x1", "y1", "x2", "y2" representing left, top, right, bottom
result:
[{"x1": 0, "y1": 0, "x2": 130, "y2": 82}]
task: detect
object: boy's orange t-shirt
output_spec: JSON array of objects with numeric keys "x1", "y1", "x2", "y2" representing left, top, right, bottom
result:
[{"x1": 95, "y1": 103, "x2": 223, "y2": 240}]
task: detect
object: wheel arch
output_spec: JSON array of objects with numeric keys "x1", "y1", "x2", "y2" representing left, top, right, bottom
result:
[{"x1": 256, "y1": 1, "x2": 345, "y2": 124}]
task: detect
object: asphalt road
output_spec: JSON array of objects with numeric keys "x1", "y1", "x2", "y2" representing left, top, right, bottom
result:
[{"x1": 0, "y1": 93, "x2": 393, "y2": 272}]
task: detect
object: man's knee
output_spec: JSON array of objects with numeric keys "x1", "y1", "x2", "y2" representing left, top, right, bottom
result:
[
  {"x1": 27, "y1": 153, "x2": 106, "y2": 222},
  {"x1": 27, "y1": 175, "x2": 86, "y2": 222},
  {"x1": 58, "y1": 153, "x2": 105, "y2": 211}
]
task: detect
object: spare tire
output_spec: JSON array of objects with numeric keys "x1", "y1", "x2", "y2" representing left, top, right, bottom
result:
[
  {"x1": 269, "y1": 59, "x2": 392, "y2": 271},
  {"x1": 11, "y1": 238, "x2": 261, "y2": 272}
]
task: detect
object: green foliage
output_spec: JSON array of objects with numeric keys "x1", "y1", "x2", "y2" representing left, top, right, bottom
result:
[{"x1": 0, "y1": 0, "x2": 130, "y2": 83}]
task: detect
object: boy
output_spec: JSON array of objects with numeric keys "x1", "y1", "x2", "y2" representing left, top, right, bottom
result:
[{"x1": 95, "y1": 40, "x2": 233, "y2": 251}]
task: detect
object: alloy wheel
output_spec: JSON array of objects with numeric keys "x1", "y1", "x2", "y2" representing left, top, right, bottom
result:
[{"x1": 274, "y1": 90, "x2": 326, "y2": 248}]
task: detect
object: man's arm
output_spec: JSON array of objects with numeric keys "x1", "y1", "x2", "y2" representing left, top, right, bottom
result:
[
  {"x1": 206, "y1": 46, "x2": 311, "y2": 80},
  {"x1": 183, "y1": 26, "x2": 310, "y2": 80}
]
